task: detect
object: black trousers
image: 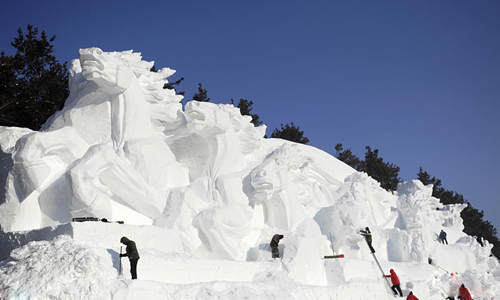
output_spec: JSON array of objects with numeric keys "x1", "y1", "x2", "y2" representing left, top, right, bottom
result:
[
  {"x1": 441, "y1": 238, "x2": 448, "y2": 245},
  {"x1": 391, "y1": 284, "x2": 403, "y2": 297},
  {"x1": 367, "y1": 242, "x2": 376, "y2": 253},
  {"x1": 271, "y1": 246, "x2": 279, "y2": 258},
  {"x1": 130, "y1": 258, "x2": 139, "y2": 279}
]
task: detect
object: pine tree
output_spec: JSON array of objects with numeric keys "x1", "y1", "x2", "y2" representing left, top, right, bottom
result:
[
  {"x1": 364, "y1": 146, "x2": 401, "y2": 191},
  {"x1": 334, "y1": 143, "x2": 365, "y2": 171},
  {"x1": 164, "y1": 77, "x2": 185, "y2": 96},
  {"x1": 231, "y1": 98, "x2": 262, "y2": 126},
  {"x1": 0, "y1": 25, "x2": 68, "y2": 129},
  {"x1": 192, "y1": 83, "x2": 210, "y2": 102},
  {"x1": 335, "y1": 144, "x2": 400, "y2": 191},
  {"x1": 271, "y1": 122, "x2": 309, "y2": 144}
]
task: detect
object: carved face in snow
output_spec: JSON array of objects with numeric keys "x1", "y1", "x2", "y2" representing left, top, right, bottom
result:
[
  {"x1": 250, "y1": 158, "x2": 289, "y2": 202},
  {"x1": 79, "y1": 47, "x2": 134, "y2": 94},
  {"x1": 184, "y1": 101, "x2": 232, "y2": 136},
  {"x1": 250, "y1": 144, "x2": 311, "y2": 202}
]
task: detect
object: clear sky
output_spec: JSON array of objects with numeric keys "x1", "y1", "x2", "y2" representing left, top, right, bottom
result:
[{"x1": 1, "y1": 0, "x2": 499, "y2": 234}]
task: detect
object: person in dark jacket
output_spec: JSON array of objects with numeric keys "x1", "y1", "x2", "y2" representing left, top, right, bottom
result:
[
  {"x1": 439, "y1": 229, "x2": 448, "y2": 245},
  {"x1": 359, "y1": 227, "x2": 376, "y2": 253},
  {"x1": 384, "y1": 269, "x2": 403, "y2": 297},
  {"x1": 270, "y1": 234, "x2": 284, "y2": 259},
  {"x1": 120, "y1": 236, "x2": 140, "y2": 279},
  {"x1": 458, "y1": 284, "x2": 472, "y2": 300},
  {"x1": 476, "y1": 234, "x2": 484, "y2": 247},
  {"x1": 406, "y1": 291, "x2": 419, "y2": 300}
]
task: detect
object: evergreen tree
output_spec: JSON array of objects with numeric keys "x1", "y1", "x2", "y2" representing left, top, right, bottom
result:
[
  {"x1": 417, "y1": 167, "x2": 500, "y2": 258},
  {"x1": 271, "y1": 122, "x2": 309, "y2": 144},
  {"x1": 335, "y1": 144, "x2": 400, "y2": 191},
  {"x1": 231, "y1": 98, "x2": 262, "y2": 126},
  {"x1": 334, "y1": 143, "x2": 365, "y2": 171},
  {"x1": 192, "y1": 83, "x2": 210, "y2": 102},
  {"x1": 0, "y1": 25, "x2": 68, "y2": 129},
  {"x1": 150, "y1": 64, "x2": 186, "y2": 96},
  {"x1": 363, "y1": 146, "x2": 401, "y2": 191},
  {"x1": 164, "y1": 77, "x2": 185, "y2": 96}
]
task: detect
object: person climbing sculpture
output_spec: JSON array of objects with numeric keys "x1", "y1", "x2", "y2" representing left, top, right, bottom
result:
[
  {"x1": 457, "y1": 284, "x2": 472, "y2": 300},
  {"x1": 384, "y1": 268, "x2": 403, "y2": 297},
  {"x1": 439, "y1": 229, "x2": 448, "y2": 245},
  {"x1": 359, "y1": 227, "x2": 376, "y2": 253},
  {"x1": 270, "y1": 234, "x2": 284, "y2": 259},
  {"x1": 476, "y1": 234, "x2": 484, "y2": 247},
  {"x1": 120, "y1": 236, "x2": 140, "y2": 279},
  {"x1": 406, "y1": 291, "x2": 419, "y2": 300}
]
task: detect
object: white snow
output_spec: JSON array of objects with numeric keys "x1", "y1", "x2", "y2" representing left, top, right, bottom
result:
[{"x1": 0, "y1": 48, "x2": 499, "y2": 299}]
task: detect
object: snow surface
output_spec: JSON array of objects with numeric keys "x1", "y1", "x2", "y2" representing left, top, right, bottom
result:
[{"x1": 0, "y1": 48, "x2": 499, "y2": 299}]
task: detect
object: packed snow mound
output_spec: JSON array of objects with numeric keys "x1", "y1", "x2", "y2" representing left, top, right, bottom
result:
[
  {"x1": 0, "y1": 235, "x2": 116, "y2": 300},
  {"x1": 0, "y1": 48, "x2": 499, "y2": 300}
]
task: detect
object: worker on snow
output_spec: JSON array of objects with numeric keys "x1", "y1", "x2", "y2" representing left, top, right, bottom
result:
[
  {"x1": 439, "y1": 229, "x2": 448, "y2": 245},
  {"x1": 359, "y1": 227, "x2": 375, "y2": 253},
  {"x1": 270, "y1": 234, "x2": 284, "y2": 259},
  {"x1": 458, "y1": 284, "x2": 472, "y2": 300},
  {"x1": 384, "y1": 268, "x2": 403, "y2": 297},
  {"x1": 120, "y1": 236, "x2": 140, "y2": 279},
  {"x1": 406, "y1": 291, "x2": 419, "y2": 300}
]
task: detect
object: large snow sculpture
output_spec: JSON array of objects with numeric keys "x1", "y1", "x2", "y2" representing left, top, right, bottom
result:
[
  {"x1": 249, "y1": 143, "x2": 311, "y2": 231},
  {"x1": 68, "y1": 48, "x2": 190, "y2": 223},
  {"x1": 0, "y1": 48, "x2": 190, "y2": 230}
]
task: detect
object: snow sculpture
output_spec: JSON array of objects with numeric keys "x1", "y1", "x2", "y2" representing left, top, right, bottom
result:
[
  {"x1": 68, "y1": 48, "x2": 190, "y2": 223},
  {"x1": 249, "y1": 143, "x2": 311, "y2": 231},
  {"x1": 0, "y1": 48, "x2": 190, "y2": 230},
  {"x1": 315, "y1": 172, "x2": 397, "y2": 257},
  {"x1": 1, "y1": 47, "x2": 499, "y2": 299}
]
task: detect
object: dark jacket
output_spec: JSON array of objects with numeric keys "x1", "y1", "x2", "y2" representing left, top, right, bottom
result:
[
  {"x1": 360, "y1": 229, "x2": 373, "y2": 243},
  {"x1": 270, "y1": 234, "x2": 283, "y2": 248},
  {"x1": 439, "y1": 231, "x2": 447, "y2": 239},
  {"x1": 121, "y1": 237, "x2": 140, "y2": 260}
]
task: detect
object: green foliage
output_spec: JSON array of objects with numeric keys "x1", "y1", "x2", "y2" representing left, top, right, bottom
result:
[
  {"x1": 164, "y1": 76, "x2": 185, "y2": 96},
  {"x1": 334, "y1": 144, "x2": 401, "y2": 191},
  {"x1": 334, "y1": 143, "x2": 365, "y2": 171},
  {"x1": 364, "y1": 146, "x2": 401, "y2": 191},
  {"x1": 271, "y1": 122, "x2": 309, "y2": 144},
  {"x1": 192, "y1": 82, "x2": 210, "y2": 102},
  {"x1": 231, "y1": 98, "x2": 262, "y2": 126},
  {"x1": 0, "y1": 25, "x2": 68, "y2": 129},
  {"x1": 417, "y1": 167, "x2": 500, "y2": 258}
]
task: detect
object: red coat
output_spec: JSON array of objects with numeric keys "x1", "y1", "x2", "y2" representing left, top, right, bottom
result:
[
  {"x1": 459, "y1": 286, "x2": 472, "y2": 300},
  {"x1": 384, "y1": 269, "x2": 400, "y2": 285},
  {"x1": 406, "y1": 294, "x2": 419, "y2": 300}
]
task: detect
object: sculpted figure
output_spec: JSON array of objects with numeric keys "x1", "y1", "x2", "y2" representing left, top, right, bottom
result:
[
  {"x1": 67, "y1": 48, "x2": 189, "y2": 223},
  {"x1": 249, "y1": 143, "x2": 311, "y2": 231},
  {"x1": 169, "y1": 101, "x2": 265, "y2": 204}
]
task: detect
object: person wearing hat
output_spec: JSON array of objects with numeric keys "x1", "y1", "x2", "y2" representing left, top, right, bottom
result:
[
  {"x1": 406, "y1": 291, "x2": 419, "y2": 300},
  {"x1": 120, "y1": 236, "x2": 140, "y2": 279},
  {"x1": 458, "y1": 284, "x2": 472, "y2": 300},
  {"x1": 270, "y1": 234, "x2": 284, "y2": 259},
  {"x1": 359, "y1": 227, "x2": 376, "y2": 253},
  {"x1": 384, "y1": 268, "x2": 403, "y2": 297}
]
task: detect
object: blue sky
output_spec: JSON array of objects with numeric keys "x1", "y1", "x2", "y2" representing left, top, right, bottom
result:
[{"x1": 1, "y1": 0, "x2": 499, "y2": 234}]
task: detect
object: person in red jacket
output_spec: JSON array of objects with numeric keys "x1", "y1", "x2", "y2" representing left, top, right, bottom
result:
[
  {"x1": 406, "y1": 291, "x2": 419, "y2": 300},
  {"x1": 384, "y1": 269, "x2": 403, "y2": 297},
  {"x1": 458, "y1": 284, "x2": 472, "y2": 300}
]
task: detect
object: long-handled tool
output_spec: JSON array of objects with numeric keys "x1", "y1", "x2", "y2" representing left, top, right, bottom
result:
[
  {"x1": 119, "y1": 246, "x2": 123, "y2": 277},
  {"x1": 324, "y1": 232, "x2": 344, "y2": 259}
]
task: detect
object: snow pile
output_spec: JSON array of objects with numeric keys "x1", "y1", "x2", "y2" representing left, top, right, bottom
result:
[
  {"x1": 0, "y1": 235, "x2": 116, "y2": 300},
  {"x1": 0, "y1": 48, "x2": 499, "y2": 300}
]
